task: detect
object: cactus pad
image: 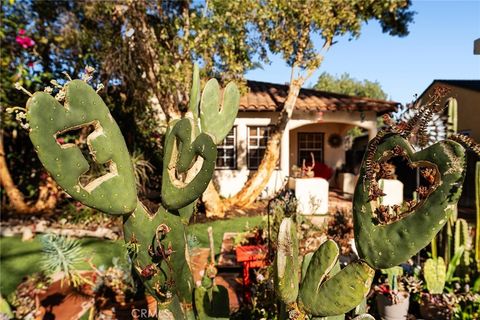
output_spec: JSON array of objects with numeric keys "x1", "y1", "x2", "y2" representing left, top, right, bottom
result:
[
  {"x1": 27, "y1": 80, "x2": 137, "y2": 214},
  {"x1": 354, "y1": 134, "x2": 466, "y2": 268},
  {"x1": 424, "y1": 257, "x2": 446, "y2": 294},
  {"x1": 275, "y1": 217, "x2": 300, "y2": 304},
  {"x1": 199, "y1": 79, "x2": 239, "y2": 144},
  {"x1": 194, "y1": 285, "x2": 230, "y2": 319},
  {"x1": 161, "y1": 118, "x2": 217, "y2": 210},
  {"x1": 299, "y1": 240, "x2": 374, "y2": 317},
  {"x1": 123, "y1": 202, "x2": 194, "y2": 306}
]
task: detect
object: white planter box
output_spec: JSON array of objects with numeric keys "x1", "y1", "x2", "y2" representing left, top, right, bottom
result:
[
  {"x1": 290, "y1": 178, "x2": 329, "y2": 215},
  {"x1": 379, "y1": 179, "x2": 404, "y2": 206},
  {"x1": 338, "y1": 173, "x2": 358, "y2": 195}
]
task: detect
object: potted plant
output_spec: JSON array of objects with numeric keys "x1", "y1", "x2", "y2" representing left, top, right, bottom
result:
[
  {"x1": 88, "y1": 258, "x2": 157, "y2": 319},
  {"x1": 375, "y1": 266, "x2": 410, "y2": 320}
]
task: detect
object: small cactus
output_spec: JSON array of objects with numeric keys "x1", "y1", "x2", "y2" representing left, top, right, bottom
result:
[
  {"x1": 476, "y1": 161, "x2": 480, "y2": 269},
  {"x1": 423, "y1": 257, "x2": 446, "y2": 294},
  {"x1": 454, "y1": 218, "x2": 470, "y2": 267}
]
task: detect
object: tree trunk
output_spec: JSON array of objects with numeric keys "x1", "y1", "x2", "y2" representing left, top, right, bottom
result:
[
  {"x1": 226, "y1": 80, "x2": 302, "y2": 207},
  {"x1": 202, "y1": 79, "x2": 303, "y2": 215},
  {"x1": 0, "y1": 133, "x2": 59, "y2": 215},
  {"x1": 202, "y1": 181, "x2": 225, "y2": 218}
]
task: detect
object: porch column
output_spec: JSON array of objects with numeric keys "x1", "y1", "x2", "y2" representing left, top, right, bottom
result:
[
  {"x1": 236, "y1": 121, "x2": 248, "y2": 169},
  {"x1": 281, "y1": 122, "x2": 290, "y2": 179}
]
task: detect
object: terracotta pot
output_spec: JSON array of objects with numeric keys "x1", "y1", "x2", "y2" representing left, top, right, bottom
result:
[
  {"x1": 97, "y1": 295, "x2": 157, "y2": 320},
  {"x1": 376, "y1": 292, "x2": 410, "y2": 320}
]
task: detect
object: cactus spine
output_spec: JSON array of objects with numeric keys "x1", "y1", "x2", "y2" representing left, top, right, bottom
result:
[{"x1": 25, "y1": 65, "x2": 239, "y2": 318}]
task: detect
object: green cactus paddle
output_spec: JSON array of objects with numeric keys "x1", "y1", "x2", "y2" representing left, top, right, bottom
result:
[
  {"x1": 354, "y1": 134, "x2": 466, "y2": 269},
  {"x1": 27, "y1": 80, "x2": 137, "y2": 214}
]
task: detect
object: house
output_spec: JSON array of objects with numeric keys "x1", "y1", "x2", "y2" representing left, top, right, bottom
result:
[
  {"x1": 417, "y1": 80, "x2": 480, "y2": 209},
  {"x1": 212, "y1": 80, "x2": 399, "y2": 198}
]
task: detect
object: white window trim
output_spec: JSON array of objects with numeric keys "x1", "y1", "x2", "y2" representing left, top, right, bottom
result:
[{"x1": 216, "y1": 127, "x2": 237, "y2": 169}]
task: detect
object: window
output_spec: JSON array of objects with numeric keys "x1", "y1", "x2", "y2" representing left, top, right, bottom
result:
[
  {"x1": 247, "y1": 126, "x2": 273, "y2": 169},
  {"x1": 297, "y1": 132, "x2": 324, "y2": 165},
  {"x1": 216, "y1": 127, "x2": 237, "y2": 169}
]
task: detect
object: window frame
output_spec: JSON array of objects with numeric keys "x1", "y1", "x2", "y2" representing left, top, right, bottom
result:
[
  {"x1": 215, "y1": 126, "x2": 237, "y2": 170},
  {"x1": 247, "y1": 125, "x2": 276, "y2": 170},
  {"x1": 297, "y1": 132, "x2": 325, "y2": 166}
]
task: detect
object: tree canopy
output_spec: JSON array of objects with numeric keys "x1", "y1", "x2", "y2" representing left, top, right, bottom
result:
[{"x1": 314, "y1": 72, "x2": 389, "y2": 100}]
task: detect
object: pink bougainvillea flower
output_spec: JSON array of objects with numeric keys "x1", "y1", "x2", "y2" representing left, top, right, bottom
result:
[{"x1": 16, "y1": 29, "x2": 35, "y2": 49}]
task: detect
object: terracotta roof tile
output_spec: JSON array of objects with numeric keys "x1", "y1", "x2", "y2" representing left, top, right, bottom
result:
[{"x1": 239, "y1": 80, "x2": 398, "y2": 114}]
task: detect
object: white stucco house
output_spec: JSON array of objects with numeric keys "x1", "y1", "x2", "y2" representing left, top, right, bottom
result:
[{"x1": 213, "y1": 80, "x2": 399, "y2": 198}]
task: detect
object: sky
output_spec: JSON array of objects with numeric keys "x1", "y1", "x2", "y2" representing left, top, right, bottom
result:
[{"x1": 245, "y1": 0, "x2": 480, "y2": 105}]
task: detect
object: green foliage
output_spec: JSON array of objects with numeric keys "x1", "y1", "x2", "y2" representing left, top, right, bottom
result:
[
  {"x1": 381, "y1": 266, "x2": 404, "y2": 291},
  {"x1": 257, "y1": 0, "x2": 414, "y2": 70},
  {"x1": 455, "y1": 218, "x2": 471, "y2": 267},
  {"x1": 194, "y1": 285, "x2": 230, "y2": 319},
  {"x1": 314, "y1": 72, "x2": 388, "y2": 100},
  {"x1": 131, "y1": 150, "x2": 155, "y2": 195}
]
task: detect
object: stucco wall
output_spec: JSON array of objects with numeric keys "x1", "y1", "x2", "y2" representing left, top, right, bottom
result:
[
  {"x1": 213, "y1": 110, "x2": 378, "y2": 198},
  {"x1": 424, "y1": 84, "x2": 480, "y2": 142}
]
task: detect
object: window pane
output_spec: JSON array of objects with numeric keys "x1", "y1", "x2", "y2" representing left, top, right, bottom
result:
[
  {"x1": 216, "y1": 127, "x2": 236, "y2": 169},
  {"x1": 298, "y1": 132, "x2": 324, "y2": 165}
]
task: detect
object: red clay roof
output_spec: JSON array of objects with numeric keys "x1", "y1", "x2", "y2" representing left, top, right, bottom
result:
[{"x1": 240, "y1": 80, "x2": 398, "y2": 114}]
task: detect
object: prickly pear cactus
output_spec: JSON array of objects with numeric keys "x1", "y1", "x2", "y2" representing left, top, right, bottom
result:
[
  {"x1": 299, "y1": 240, "x2": 374, "y2": 317},
  {"x1": 353, "y1": 133, "x2": 466, "y2": 269},
  {"x1": 193, "y1": 274, "x2": 230, "y2": 319},
  {"x1": 161, "y1": 118, "x2": 217, "y2": 210},
  {"x1": 275, "y1": 219, "x2": 374, "y2": 318},
  {"x1": 24, "y1": 65, "x2": 239, "y2": 318},
  {"x1": 199, "y1": 78, "x2": 239, "y2": 144},
  {"x1": 275, "y1": 217, "x2": 300, "y2": 304},
  {"x1": 26, "y1": 80, "x2": 137, "y2": 214}
]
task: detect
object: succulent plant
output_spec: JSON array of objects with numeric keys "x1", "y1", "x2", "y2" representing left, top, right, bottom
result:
[{"x1": 24, "y1": 65, "x2": 238, "y2": 318}]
